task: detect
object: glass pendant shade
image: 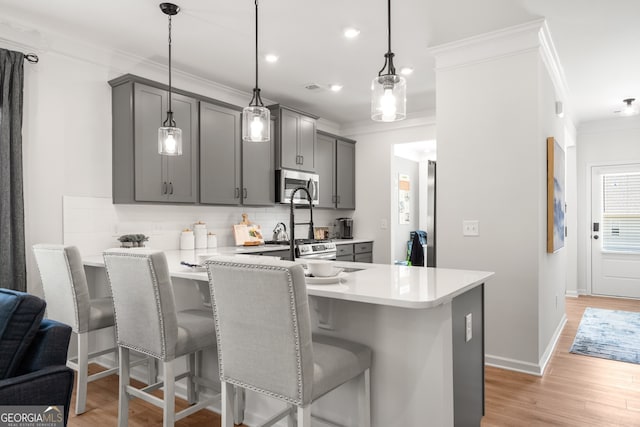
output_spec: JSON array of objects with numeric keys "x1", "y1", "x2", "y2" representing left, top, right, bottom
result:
[
  {"x1": 158, "y1": 126, "x2": 183, "y2": 155},
  {"x1": 371, "y1": 74, "x2": 406, "y2": 122},
  {"x1": 242, "y1": 106, "x2": 271, "y2": 142}
]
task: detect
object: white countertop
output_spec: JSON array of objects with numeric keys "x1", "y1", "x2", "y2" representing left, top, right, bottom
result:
[
  {"x1": 84, "y1": 249, "x2": 493, "y2": 309},
  {"x1": 332, "y1": 238, "x2": 374, "y2": 245}
]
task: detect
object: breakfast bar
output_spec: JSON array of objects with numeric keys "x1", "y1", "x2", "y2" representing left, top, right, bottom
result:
[{"x1": 82, "y1": 250, "x2": 493, "y2": 426}]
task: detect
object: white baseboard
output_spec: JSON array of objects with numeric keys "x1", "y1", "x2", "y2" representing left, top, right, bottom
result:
[
  {"x1": 486, "y1": 313, "x2": 567, "y2": 377},
  {"x1": 565, "y1": 290, "x2": 579, "y2": 298},
  {"x1": 538, "y1": 314, "x2": 567, "y2": 375}
]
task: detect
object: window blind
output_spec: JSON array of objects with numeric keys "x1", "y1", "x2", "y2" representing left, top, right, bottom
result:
[{"x1": 602, "y1": 173, "x2": 640, "y2": 252}]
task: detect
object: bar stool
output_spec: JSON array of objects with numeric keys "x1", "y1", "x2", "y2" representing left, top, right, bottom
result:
[
  {"x1": 33, "y1": 244, "x2": 156, "y2": 415},
  {"x1": 205, "y1": 256, "x2": 372, "y2": 427},
  {"x1": 103, "y1": 249, "x2": 218, "y2": 427}
]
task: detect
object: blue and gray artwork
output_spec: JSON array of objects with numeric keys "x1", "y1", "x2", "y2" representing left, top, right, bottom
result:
[{"x1": 553, "y1": 140, "x2": 565, "y2": 250}]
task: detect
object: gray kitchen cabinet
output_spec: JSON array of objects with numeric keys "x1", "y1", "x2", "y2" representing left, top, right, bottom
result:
[
  {"x1": 270, "y1": 104, "x2": 318, "y2": 172},
  {"x1": 336, "y1": 138, "x2": 356, "y2": 209},
  {"x1": 110, "y1": 79, "x2": 198, "y2": 204},
  {"x1": 316, "y1": 131, "x2": 356, "y2": 209},
  {"x1": 316, "y1": 133, "x2": 336, "y2": 208},
  {"x1": 241, "y1": 118, "x2": 275, "y2": 205},
  {"x1": 200, "y1": 101, "x2": 242, "y2": 205},
  {"x1": 335, "y1": 240, "x2": 373, "y2": 263}
]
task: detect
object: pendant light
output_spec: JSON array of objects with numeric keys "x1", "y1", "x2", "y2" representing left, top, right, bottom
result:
[
  {"x1": 621, "y1": 98, "x2": 638, "y2": 116},
  {"x1": 158, "y1": 3, "x2": 182, "y2": 156},
  {"x1": 242, "y1": 0, "x2": 271, "y2": 142},
  {"x1": 371, "y1": 0, "x2": 406, "y2": 122}
]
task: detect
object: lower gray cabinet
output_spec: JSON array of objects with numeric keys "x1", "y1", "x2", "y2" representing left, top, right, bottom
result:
[
  {"x1": 316, "y1": 131, "x2": 356, "y2": 210},
  {"x1": 335, "y1": 241, "x2": 373, "y2": 263},
  {"x1": 200, "y1": 101, "x2": 242, "y2": 205}
]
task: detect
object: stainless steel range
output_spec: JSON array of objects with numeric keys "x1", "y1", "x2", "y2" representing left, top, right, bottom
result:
[{"x1": 295, "y1": 239, "x2": 337, "y2": 260}]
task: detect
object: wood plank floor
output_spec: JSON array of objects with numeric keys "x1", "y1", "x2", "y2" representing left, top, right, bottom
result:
[
  {"x1": 482, "y1": 295, "x2": 640, "y2": 427},
  {"x1": 68, "y1": 296, "x2": 640, "y2": 426}
]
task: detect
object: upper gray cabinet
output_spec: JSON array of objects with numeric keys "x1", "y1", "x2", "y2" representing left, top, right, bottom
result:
[
  {"x1": 242, "y1": 118, "x2": 275, "y2": 206},
  {"x1": 316, "y1": 131, "x2": 356, "y2": 210},
  {"x1": 110, "y1": 77, "x2": 198, "y2": 204},
  {"x1": 269, "y1": 105, "x2": 318, "y2": 172},
  {"x1": 199, "y1": 101, "x2": 241, "y2": 205}
]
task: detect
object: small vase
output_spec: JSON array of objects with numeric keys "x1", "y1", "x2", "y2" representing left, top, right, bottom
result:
[{"x1": 121, "y1": 242, "x2": 133, "y2": 248}]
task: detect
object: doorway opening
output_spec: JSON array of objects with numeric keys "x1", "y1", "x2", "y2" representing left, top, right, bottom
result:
[{"x1": 391, "y1": 140, "x2": 436, "y2": 265}]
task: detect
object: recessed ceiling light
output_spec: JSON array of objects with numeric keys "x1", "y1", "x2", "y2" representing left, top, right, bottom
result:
[
  {"x1": 329, "y1": 84, "x2": 343, "y2": 92},
  {"x1": 265, "y1": 54, "x2": 279, "y2": 63},
  {"x1": 343, "y1": 28, "x2": 360, "y2": 39},
  {"x1": 400, "y1": 67, "x2": 414, "y2": 76}
]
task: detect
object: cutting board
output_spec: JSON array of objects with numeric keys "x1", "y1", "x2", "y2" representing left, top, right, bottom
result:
[{"x1": 233, "y1": 213, "x2": 264, "y2": 246}]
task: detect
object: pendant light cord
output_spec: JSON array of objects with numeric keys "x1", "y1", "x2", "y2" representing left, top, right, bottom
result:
[
  {"x1": 249, "y1": 0, "x2": 264, "y2": 107},
  {"x1": 378, "y1": 0, "x2": 396, "y2": 77},
  {"x1": 167, "y1": 14, "x2": 174, "y2": 124}
]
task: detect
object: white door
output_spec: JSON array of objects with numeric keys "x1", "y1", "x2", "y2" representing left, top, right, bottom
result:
[{"x1": 591, "y1": 164, "x2": 640, "y2": 297}]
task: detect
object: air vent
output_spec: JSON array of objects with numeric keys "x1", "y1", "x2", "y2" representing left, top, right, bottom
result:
[{"x1": 305, "y1": 83, "x2": 323, "y2": 91}]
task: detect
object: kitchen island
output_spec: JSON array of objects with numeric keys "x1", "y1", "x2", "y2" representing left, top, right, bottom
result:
[{"x1": 83, "y1": 249, "x2": 493, "y2": 426}]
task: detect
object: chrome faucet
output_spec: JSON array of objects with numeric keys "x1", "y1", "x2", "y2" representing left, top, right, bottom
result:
[{"x1": 289, "y1": 187, "x2": 314, "y2": 261}]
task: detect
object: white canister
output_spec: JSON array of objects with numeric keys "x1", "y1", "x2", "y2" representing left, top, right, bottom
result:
[
  {"x1": 194, "y1": 221, "x2": 207, "y2": 249},
  {"x1": 180, "y1": 229, "x2": 195, "y2": 250},
  {"x1": 207, "y1": 232, "x2": 218, "y2": 249}
]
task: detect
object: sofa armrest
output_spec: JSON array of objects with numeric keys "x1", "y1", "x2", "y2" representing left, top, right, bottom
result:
[
  {"x1": 0, "y1": 365, "x2": 74, "y2": 425},
  {"x1": 17, "y1": 319, "x2": 71, "y2": 375}
]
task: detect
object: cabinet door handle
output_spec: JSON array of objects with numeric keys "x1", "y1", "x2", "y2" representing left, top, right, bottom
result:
[
  {"x1": 169, "y1": 182, "x2": 173, "y2": 194},
  {"x1": 300, "y1": 155, "x2": 304, "y2": 164},
  {"x1": 243, "y1": 188, "x2": 248, "y2": 198},
  {"x1": 162, "y1": 182, "x2": 167, "y2": 195},
  {"x1": 234, "y1": 188, "x2": 240, "y2": 199}
]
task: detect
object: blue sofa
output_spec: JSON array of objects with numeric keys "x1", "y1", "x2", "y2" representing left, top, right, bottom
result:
[{"x1": 0, "y1": 288, "x2": 74, "y2": 425}]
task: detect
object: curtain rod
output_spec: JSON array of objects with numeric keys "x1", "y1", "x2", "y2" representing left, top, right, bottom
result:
[{"x1": 24, "y1": 53, "x2": 39, "y2": 63}]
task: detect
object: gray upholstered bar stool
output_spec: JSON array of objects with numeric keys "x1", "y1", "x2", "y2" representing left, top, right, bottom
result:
[
  {"x1": 33, "y1": 244, "x2": 156, "y2": 415},
  {"x1": 103, "y1": 249, "x2": 219, "y2": 427},
  {"x1": 205, "y1": 257, "x2": 372, "y2": 427}
]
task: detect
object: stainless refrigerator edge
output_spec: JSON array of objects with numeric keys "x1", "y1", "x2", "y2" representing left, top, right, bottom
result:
[{"x1": 426, "y1": 160, "x2": 436, "y2": 267}]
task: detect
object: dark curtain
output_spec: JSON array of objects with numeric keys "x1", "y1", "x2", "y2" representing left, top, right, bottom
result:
[{"x1": 0, "y1": 49, "x2": 26, "y2": 291}]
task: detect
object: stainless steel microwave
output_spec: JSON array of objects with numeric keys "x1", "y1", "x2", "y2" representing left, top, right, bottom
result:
[{"x1": 276, "y1": 169, "x2": 319, "y2": 205}]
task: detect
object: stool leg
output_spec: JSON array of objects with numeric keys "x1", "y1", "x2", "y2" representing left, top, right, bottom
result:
[
  {"x1": 221, "y1": 381, "x2": 234, "y2": 427},
  {"x1": 118, "y1": 347, "x2": 130, "y2": 427},
  {"x1": 75, "y1": 332, "x2": 88, "y2": 414},
  {"x1": 163, "y1": 360, "x2": 175, "y2": 427},
  {"x1": 358, "y1": 368, "x2": 371, "y2": 427},
  {"x1": 298, "y1": 405, "x2": 311, "y2": 427},
  {"x1": 233, "y1": 386, "x2": 245, "y2": 425},
  {"x1": 148, "y1": 357, "x2": 158, "y2": 385},
  {"x1": 186, "y1": 353, "x2": 197, "y2": 404},
  {"x1": 287, "y1": 405, "x2": 295, "y2": 427}
]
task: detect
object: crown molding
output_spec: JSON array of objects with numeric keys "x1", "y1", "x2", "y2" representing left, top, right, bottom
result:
[
  {"x1": 0, "y1": 17, "x2": 254, "y2": 107},
  {"x1": 341, "y1": 109, "x2": 436, "y2": 137}
]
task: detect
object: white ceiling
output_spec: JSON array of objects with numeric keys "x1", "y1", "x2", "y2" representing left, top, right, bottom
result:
[{"x1": 1, "y1": 0, "x2": 639, "y2": 126}]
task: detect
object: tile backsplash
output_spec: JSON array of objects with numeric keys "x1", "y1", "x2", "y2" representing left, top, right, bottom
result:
[{"x1": 63, "y1": 196, "x2": 347, "y2": 256}]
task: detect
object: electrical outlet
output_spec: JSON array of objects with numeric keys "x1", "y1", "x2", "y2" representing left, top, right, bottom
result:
[
  {"x1": 463, "y1": 220, "x2": 479, "y2": 236},
  {"x1": 465, "y1": 313, "x2": 473, "y2": 342}
]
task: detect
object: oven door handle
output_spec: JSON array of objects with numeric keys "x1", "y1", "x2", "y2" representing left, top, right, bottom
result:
[{"x1": 301, "y1": 252, "x2": 337, "y2": 260}]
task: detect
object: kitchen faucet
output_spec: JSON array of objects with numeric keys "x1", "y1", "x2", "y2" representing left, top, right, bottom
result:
[{"x1": 289, "y1": 187, "x2": 314, "y2": 261}]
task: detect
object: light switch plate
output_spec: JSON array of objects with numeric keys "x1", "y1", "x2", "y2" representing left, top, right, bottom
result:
[{"x1": 463, "y1": 220, "x2": 479, "y2": 236}]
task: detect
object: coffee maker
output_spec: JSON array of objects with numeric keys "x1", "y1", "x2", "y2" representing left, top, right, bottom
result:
[{"x1": 336, "y1": 218, "x2": 354, "y2": 239}]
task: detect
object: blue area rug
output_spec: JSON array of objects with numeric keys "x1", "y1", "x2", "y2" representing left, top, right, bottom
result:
[{"x1": 570, "y1": 307, "x2": 640, "y2": 364}]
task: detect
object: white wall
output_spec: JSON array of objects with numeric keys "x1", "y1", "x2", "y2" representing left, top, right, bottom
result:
[
  {"x1": 433, "y1": 21, "x2": 570, "y2": 374},
  {"x1": 576, "y1": 116, "x2": 640, "y2": 295},
  {"x1": 345, "y1": 119, "x2": 437, "y2": 264},
  {"x1": 391, "y1": 156, "x2": 419, "y2": 262}
]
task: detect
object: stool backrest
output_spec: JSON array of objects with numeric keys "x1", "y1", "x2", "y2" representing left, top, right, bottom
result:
[
  {"x1": 103, "y1": 250, "x2": 178, "y2": 361},
  {"x1": 33, "y1": 244, "x2": 89, "y2": 333},
  {"x1": 205, "y1": 257, "x2": 313, "y2": 406}
]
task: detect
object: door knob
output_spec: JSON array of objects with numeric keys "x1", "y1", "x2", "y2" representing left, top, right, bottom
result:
[{"x1": 593, "y1": 235, "x2": 599, "y2": 240}]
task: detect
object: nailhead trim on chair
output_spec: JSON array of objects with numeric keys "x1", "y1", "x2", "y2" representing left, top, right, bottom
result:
[
  {"x1": 103, "y1": 252, "x2": 168, "y2": 361},
  {"x1": 206, "y1": 260, "x2": 306, "y2": 406}
]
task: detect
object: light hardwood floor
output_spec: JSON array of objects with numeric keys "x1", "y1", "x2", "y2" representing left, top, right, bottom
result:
[
  {"x1": 68, "y1": 296, "x2": 640, "y2": 426},
  {"x1": 482, "y1": 295, "x2": 640, "y2": 426}
]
